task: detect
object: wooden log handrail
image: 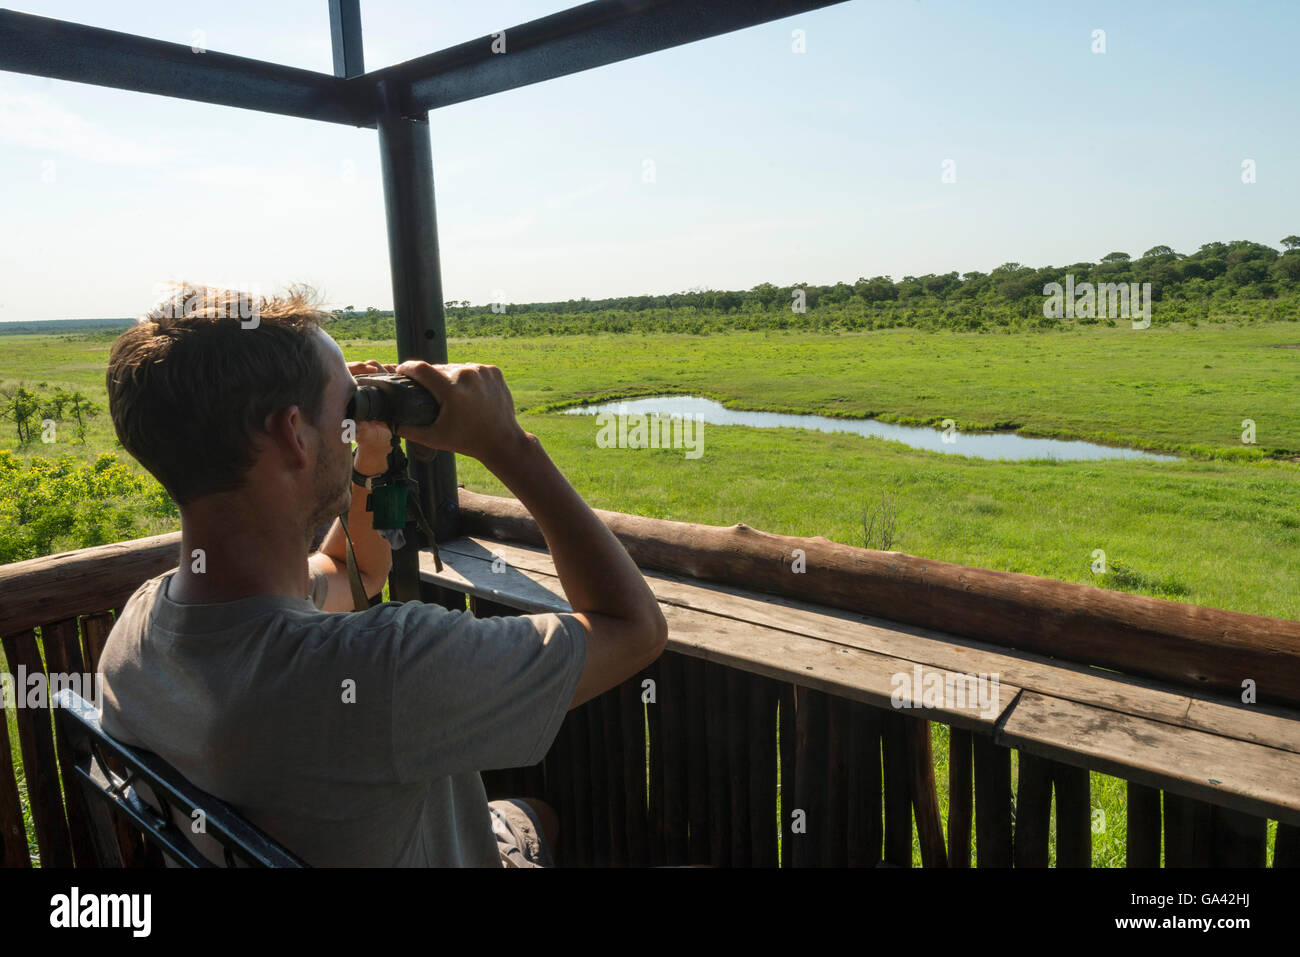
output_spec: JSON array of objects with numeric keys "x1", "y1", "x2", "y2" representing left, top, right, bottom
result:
[
  {"x1": 0, "y1": 533, "x2": 181, "y2": 637},
  {"x1": 456, "y1": 489, "x2": 1300, "y2": 708},
  {"x1": 5, "y1": 493, "x2": 1296, "y2": 709}
]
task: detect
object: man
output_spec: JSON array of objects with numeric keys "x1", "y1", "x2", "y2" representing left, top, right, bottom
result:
[{"x1": 98, "y1": 284, "x2": 667, "y2": 867}]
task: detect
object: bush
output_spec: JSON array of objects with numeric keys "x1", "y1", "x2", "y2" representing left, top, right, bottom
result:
[{"x1": 0, "y1": 450, "x2": 178, "y2": 564}]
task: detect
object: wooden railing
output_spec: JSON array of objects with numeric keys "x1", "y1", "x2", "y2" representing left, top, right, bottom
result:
[{"x1": 2, "y1": 491, "x2": 1298, "y2": 867}]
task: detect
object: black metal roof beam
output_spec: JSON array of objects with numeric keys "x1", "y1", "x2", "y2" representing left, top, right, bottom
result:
[
  {"x1": 360, "y1": 0, "x2": 848, "y2": 117},
  {"x1": 0, "y1": 8, "x2": 376, "y2": 126},
  {"x1": 328, "y1": 0, "x2": 365, "y2": 79}
]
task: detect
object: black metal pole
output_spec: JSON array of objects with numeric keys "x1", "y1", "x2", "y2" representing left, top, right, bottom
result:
[{"x1": 376, "y1": 81, "x2": 459, "y2": 601}]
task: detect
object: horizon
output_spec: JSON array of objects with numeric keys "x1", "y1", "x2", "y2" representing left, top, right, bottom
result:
[
  {"x1": 2, "y1": 0, "x2": 1298, "y2": 321},
  {"x1": 2, "y1": 232, "x2": 1295, "y2": 324}
]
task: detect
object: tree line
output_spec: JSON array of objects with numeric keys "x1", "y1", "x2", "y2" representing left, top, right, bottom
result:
[{"x1": 321, "y1": 236, "x2": 1300, "y2": 338}]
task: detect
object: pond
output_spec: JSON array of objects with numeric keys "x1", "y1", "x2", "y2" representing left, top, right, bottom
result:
[{"x1": 561, "y1": 395, "x2": 1178, "y2": 462}]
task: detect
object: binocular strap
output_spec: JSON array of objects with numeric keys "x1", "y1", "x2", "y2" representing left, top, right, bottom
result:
[{"x1": 337, "y1": 512, "x2": 373, "y2": 612}]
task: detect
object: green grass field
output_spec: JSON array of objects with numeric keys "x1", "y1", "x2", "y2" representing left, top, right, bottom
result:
[{"x1": 2, "y1": 320, "x2": 1296, "y2": 865}]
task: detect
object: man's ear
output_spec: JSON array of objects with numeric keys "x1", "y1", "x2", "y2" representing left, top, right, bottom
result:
[{"x1": 263, "y1": 404, "x2": 311, "y2": 470}]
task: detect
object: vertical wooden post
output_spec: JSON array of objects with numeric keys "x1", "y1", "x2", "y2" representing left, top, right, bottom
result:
[
  {"x1": 0, "y1": 693, "x2": 31, "y2": 866},
  {"x1": 1163, "y1": 792, "x2": 1214, "y2": 867},
  {"x1": 1013, "y1": 751, "x2": 1052, "y2": 868},
  {"x1": 972, "y1": 733, "x2": 1012, "y2": 867},
  {"x1": 881, "y1": 709, "x2": 912, "y2": 867},
  {"x1": 725, "y1": 668, "x2": 752, "y2": 867},
  {"x1": 658, "y1": 654, "x2": 689, "y2": 866},
  {"x1": 906, "y1": 718, "x2": 947, "y2": 868},
  {"x1": 793, "y1": 686, "x2": 829, "y2": 867},
  {"x1": 948, "y1": 726, "x2": 973, "y2": 868},
  {"x1": 683, "y1": 656, "x2": 710, "y2": 865},
  {"x1": 747, "y1": 673, "x2": 780, "y2": 868},
  {"x1": 2, "y1": 630, "x2": 73, "y2": 868},
  {"x1": 618, "y1": 677, "x2": 650, "y2": 866},
  {"x1": 1125, "y1": 781, "x2": 1161, "y2": 867},
  {"x1": 704, "y1": 661, "x2": 730, "y2": 866},
  {"x1": 1053, "y1": 762, "x2": 1092, "y2": 868}
]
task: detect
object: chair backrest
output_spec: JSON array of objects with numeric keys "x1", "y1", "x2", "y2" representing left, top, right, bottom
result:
[{"x1": 52, "y1": 689, "x2": 308, "y2": 868}]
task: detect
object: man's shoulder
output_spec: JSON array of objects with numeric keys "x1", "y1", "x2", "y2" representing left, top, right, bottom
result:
[{"x1": 103, "y1": 569, "x2": 173, "y2": 645}]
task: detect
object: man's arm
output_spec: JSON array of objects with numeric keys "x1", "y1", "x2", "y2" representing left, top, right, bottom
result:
[
  {"x1": 310, "y1": 448, "x2": 393, "y2": 610},
  {"x1": 393, "y1": 361, "x2": 668, "y2": 710},
  {"x1": 310, "y1": 360, "x2": 396, "y2": 611},
  {"x1": 309, "y1": 442, "x2": 393, "y2": 610}
]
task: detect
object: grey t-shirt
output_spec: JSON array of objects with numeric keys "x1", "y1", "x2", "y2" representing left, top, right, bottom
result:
[{"x1": 98, "y1": 564, "x2": 587, "y2": 867}]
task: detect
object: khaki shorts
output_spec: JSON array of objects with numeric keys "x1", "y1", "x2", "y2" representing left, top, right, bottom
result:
[{"x1": 490, "y1": 799, "x2": 555, "y2": 868}]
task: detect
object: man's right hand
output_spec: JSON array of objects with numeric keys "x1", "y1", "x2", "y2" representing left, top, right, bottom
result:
[{"x1": 392, "y1": 360, "x2": 531, "y2": 465}]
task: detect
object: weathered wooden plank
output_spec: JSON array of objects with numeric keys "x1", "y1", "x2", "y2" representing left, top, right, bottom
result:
[
  {"x1": 78, "y1": 612, "x2": 115, "y2": 674},
  {"x1": 657, "y1": 654, "x2": 688, "y2": 866},
  {"x1": 1163, "y1": 792, "x2": 1214, "y2": 867},
  {"x1": 1276, "y1": 823, "x2": 1300, "y2": 867},
  {"x1": 656, "y1": 611, "x2": 1021, "y2": 733},
  {"x1": 428, "y1": 540, "x2": 1300, "y2": 758},
  {"x1": 824, "y1": 694, "x2": 849, "y2": 867},
  {"x1": 998, "y1": 692, "x2": 1300, "y2": 827},
  {"x1": 618, "y1": 677, "x2": 650, "y2": 866},
  {"x1": 793, "y1": 686, "x2": 829, "y2": 867},
  {"x1": 584, "y1": 693, "x2": 612, "y2": 867},
  {"x1": 948, "y1": 726, "x2": 973, "y2": 868},
  {"x1": 643, "y1": 658, "x2": 666, "y2": 868},
  {"x1": 565, "y1": 707, "x2": 592, "y2": 867},
  {"x1": 599, "y1": 689, "x2": 627, "y2": 867},
  {"x1": 682, "y1": 655, "x2": 710, "y2": 865},
  {"x1": 543, "y1": 713, "x2": 575, "y2": 867},
  {"x1": 1125, "y1": 781, "x2": 1161, "y2": 868},
  {"x1": 881, "y1": 709, "x2": 912, "y2": 867},
  {"x1": 1053, "y1": 761, "x2": 1092, "y2": 868},
  {"x1": 453, "y1": 493, "x2": 1300, "y2": 709},
  {"x1": 36, "y1": 618, "x2": 99, "y2": 868},
  {"x1": 1013, "y1": 750, "x2": 1052, "y2": 868},
  {"x1": 0, "y1": 694, "x2": 31, "y2": 867},
  {"x1": 1, "y1": 630, "x2": 73, "y2": 868},
  {"x1": 704, "y1": 661, "x2": 730, "y2": 867},
  {"x1": 845, "y1": 700, "x2": 883, "y2": 867},
  {"x1": 726, "y1": 667, "x2": 752, "y2": 867},
  {"x1": 973, "y1": 732, "x2": 1012, "y2": 867},
  {"x1": 747, "y1": 673, "x2": 779, "y2": 868},
  {"x1": 1210, "y1": 806, "x2": 1267, "y2": 868},
  {"x1": 78, "y1": 615, "x2": 145, "y2": 870},
  {"x1": 906, "y1": 718, "x2": 947, "y2": 867}
]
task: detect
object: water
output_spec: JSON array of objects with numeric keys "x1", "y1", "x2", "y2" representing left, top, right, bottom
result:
[{"x1": 562, "y1": 395, "x2": 1177, "y2": 462}]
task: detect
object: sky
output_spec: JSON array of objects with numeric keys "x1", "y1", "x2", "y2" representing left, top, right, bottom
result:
[{"x1": 1, "y1": 0, "x2": 1298, "y2": 321}]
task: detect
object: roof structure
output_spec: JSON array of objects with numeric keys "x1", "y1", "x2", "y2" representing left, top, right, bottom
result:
[{"x1": 0, "y1": 0, "x2": 849, "y2": 599}]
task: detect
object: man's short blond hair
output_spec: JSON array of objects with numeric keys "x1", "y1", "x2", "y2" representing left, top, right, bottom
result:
[{"x1": 106, "y1": 283, "x2": 333, "y2": 506}]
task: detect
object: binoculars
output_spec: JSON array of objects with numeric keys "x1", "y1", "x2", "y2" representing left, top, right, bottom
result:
[{"x1": 348, "y1": 372, "x2": 440, "y2": 428}]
